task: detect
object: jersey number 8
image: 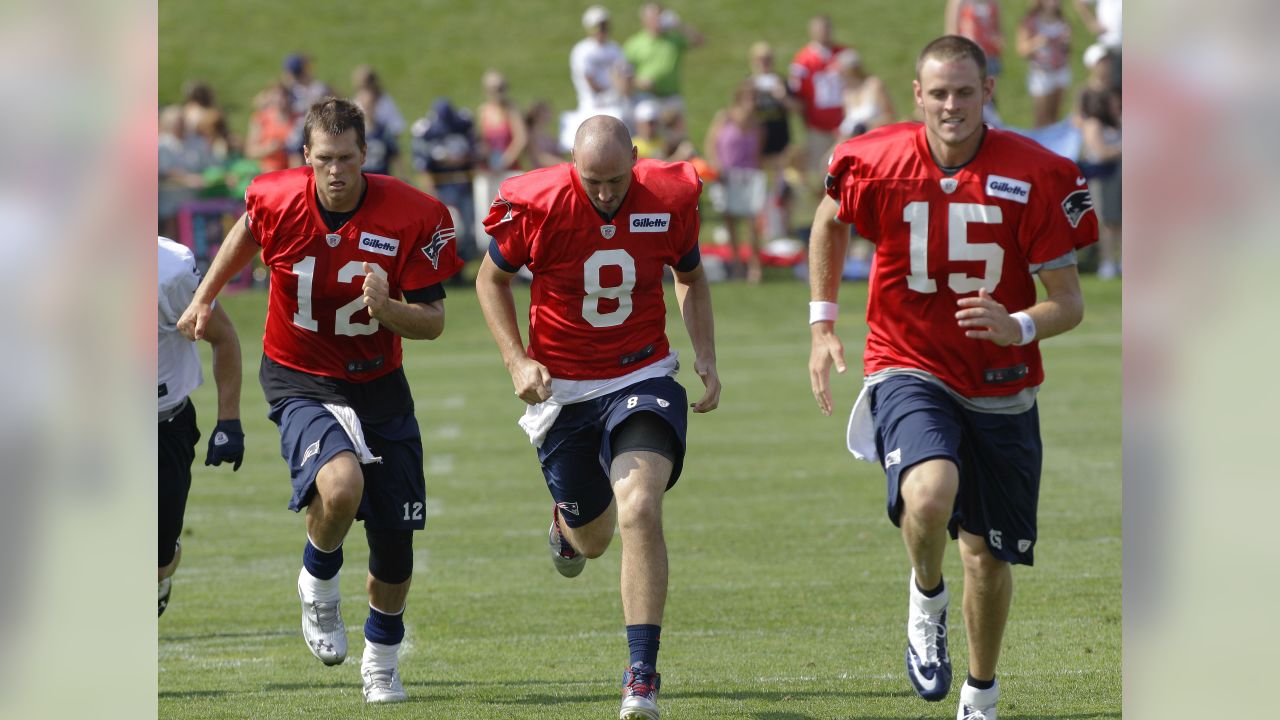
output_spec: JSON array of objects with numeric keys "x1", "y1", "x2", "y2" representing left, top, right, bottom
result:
[{"x1": 582, "y1": 249, "x2": 636, "y2": 328}]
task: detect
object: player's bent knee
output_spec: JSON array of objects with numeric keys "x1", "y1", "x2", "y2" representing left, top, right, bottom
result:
[
  {"x1": 366, "y1": 527, "x2": 414, "y2": 585},
  {"x1": 316, "y1": 454, "x2": 364, "y2": 509},
  {"x1": 902, "y1": 491, "x2": 953, "y2": 528}
]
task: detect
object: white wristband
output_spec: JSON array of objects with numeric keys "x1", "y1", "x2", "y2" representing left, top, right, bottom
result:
[
  {"x1": 1011, "y1": 311, "x2": 1037, "y2": 346},
  {"x1": 809, "y1": 301, "x2": 839, "y2": 325}
]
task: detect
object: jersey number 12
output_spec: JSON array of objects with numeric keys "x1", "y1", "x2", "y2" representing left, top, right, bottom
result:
[{"x1": 290, "y1": 257, "x2": 387, "y2": 336}]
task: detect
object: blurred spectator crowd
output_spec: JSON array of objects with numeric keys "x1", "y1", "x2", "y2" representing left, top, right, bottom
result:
[{"x1": 160, "y1": 0, "x2": 1122, "y2": 283}]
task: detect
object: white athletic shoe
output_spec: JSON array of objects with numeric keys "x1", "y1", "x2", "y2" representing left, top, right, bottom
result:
[
  {"x1": 905, "y1": 570, "x2": 952, "y2": 701},
  {"x1": 549, "y1": 506, "x2": 586, "y2": 578},
  {"x1": 362, "y1": 665, "x2": 409, "y2": 703},
  {"x1": 957, "y1": 679, "x2": 999, "y2": 720},
  {"x1": 619, "y1": 665, "x2": 661, "y2": 720},
  {"x1": 158, "y1": 577, "x2": 172, "y2": 617},
  {"x1": 298, "y1": 568, "x2": 347, "y2": 665}
]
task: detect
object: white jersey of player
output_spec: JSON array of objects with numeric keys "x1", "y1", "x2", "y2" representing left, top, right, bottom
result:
[{"x1": 157, "y1": 237, "x2": 203, "y2": 414}]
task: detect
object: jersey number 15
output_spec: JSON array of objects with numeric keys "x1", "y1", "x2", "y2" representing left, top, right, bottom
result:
[{"x1": 903, "y1": 201, "x2": 1004, "y2": 294}]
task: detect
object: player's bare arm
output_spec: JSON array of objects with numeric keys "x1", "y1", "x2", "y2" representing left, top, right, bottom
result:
[
  {"x1": 201, "y1": 303, "x2": 243, "y2": 422},
  {"x1": 475, "y1": 253, "x2": 552, "y2": 404},
  {"x1": 955, "y1": 266, "x2": 1084, "y2": 346},
  {"x1": 359, "y1": 262, "x2": 445, "y2": 340},
  {"x1": 177, "y1": 213, "x2": 258, "y2": 341},
  {"x1": 673, "y1": 263, "x2": 720, "y2": 413},
  {"x1": 807, "y1": 194, "x2": 850, "y2": 416}
]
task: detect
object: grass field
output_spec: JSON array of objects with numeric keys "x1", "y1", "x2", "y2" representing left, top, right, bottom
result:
[{"x1": 159, "y1": 276, "x2": 1121, "y2": 719}]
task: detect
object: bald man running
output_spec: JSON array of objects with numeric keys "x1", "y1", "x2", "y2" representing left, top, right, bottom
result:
[{"x1": 476, "y1": 115, "x2": 720, "y2": 720}]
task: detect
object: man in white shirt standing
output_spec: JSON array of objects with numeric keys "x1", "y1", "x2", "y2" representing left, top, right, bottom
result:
[{"x1": 570, "y1": 6, "x2": 626, "y2": 116}]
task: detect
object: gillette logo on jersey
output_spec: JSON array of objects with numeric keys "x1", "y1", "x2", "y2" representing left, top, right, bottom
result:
[
  {"x1": 629, "y1": 213, "x2": 671, "y2": 232},
  {"x1": 359, "y1": 232, "x2": 400, "y2": 256},
  {"x1": 985, "y1": 175, "x2": 1031, "y2": 204}
]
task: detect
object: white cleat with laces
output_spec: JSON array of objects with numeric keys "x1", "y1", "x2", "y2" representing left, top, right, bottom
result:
[
  {"x1": 362, "y1": 665, "x2": 409, "y2": 703},
  {"x1": 905, "y1": 569, "x2": 952, "y2": 701},
  {"x1": 298, "y1": 568, "x2": 347, "y2": 665}
]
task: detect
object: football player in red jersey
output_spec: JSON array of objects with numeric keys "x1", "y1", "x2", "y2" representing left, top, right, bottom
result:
[
  {"x1": 476, "y1": 115, "x2": 719, "y2": 720},
  {"x1": 807, "y1": 36, "x2": 1097, "y2": 720},
  {"x1": 177, "y1": 98, "x2": 462, "y2": 704},
  {"x1": 788, "y1": 14, "x2": 848, "y2": 197}
]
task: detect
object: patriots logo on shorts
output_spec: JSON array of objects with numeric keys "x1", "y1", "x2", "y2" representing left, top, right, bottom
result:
[
  {"x1": 1061, "y1": 189, "x2": 1095, "y2": 228},
  {"x1": 556, "y1": 501, "x2": 580, "y2": 516},
  {"x1": 301, "y1": 440, "x2": 321, "y2": 467},
  {"x1": 422, "y1": 226, "x2": 455, "y2": 269}
]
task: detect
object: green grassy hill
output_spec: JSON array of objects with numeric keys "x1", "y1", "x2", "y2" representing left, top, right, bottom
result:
[{"x1": 160, "y1": 0, "x2": 1094, "y2": 162}]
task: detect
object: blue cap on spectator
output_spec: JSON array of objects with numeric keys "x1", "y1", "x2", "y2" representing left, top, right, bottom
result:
[{"x1": 284, "y1": 54, "x2": 306, "y2": 76}]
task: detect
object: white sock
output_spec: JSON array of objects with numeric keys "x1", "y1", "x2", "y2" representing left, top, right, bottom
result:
[
  {"x1": 362, "y1": 640, "x2": 401, "y2": 671},
  {"x1": 961, "y1": 678, "x2": 999, "y2": 709},
  {"x1": 910, "y1": 569, "x2": 949, "y2": 613},
  {"x1": 298, "y1": 567, "x2": 341, "y2": 603}
]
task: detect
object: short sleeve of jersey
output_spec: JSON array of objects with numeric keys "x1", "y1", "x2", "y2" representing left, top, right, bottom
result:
[
  {"x1": 1020, "y1": 156, "x2": 1099, "y2": 263},
  {"x1": 483, "y1": 186, "x2": 535, "y2": 271},
  {"x1": 824, "y1": 143, "x2": 879, "y2": 238},
  {"x1": 401, "y1": 204, "x2": 464, "y2": 290},
  {"x1": 157, "y1": 240, "x2": 201, "y2": 328},
  {"x1": 243, "y1": 177, "x2": 274, "y2": 248}
]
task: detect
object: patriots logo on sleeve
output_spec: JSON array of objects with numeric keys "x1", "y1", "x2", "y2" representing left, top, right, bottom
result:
[
  {"x1": 422, "y1": 225, "x2": 455, "y2": 269},
  {"x1": 1060, "y1": 189, "x2": 1095, "y2": 228},
  {"x1": 491, "y1": 196, "x2": 514, "y2": 224}
]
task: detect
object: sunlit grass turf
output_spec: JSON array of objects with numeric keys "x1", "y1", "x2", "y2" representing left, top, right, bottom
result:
[{"x1": 161, "y1": 276, "x2": 1120, "y2": 719}]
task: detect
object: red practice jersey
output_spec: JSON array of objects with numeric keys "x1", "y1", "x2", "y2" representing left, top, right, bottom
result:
[
  {"x1": 826, "y1": 123, "x2": 1098, "y2": 397},
  {"x1": 246, "y1": 167, "x2": 463, "y2": 382},
  {"x1": 789, "y1": 43, "x2": 847, "y2": 132},
  {"x1": 484, "y1": 160, "x2": 702, "y2": 380}
]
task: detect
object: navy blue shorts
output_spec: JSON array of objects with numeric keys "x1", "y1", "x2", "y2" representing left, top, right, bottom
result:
[
  {"x1": 269, "y1": 398, "x2": 426, "y2": 531},
  {"x1": 537, "y1": 376, "x2": 688, "y2": 528},
  {"x1": 870, "y1": 375, "x2": 1042, "y2": 565}
]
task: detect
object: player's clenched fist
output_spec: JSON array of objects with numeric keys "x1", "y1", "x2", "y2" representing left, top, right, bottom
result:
[
  {"x1": 508, "y1": 356, "x2": 552, "y2": 405},
  {"x1": 176, "y1": 302, "x2": 211, "y2": 341},
  {"x1": 361, "y1": 261, "x2": 389, "y2": 317}
]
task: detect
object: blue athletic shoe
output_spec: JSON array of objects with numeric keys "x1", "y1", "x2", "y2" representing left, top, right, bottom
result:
[
  {"x1": 620, "y1": 664, "x2": 661, "y2": 720},
  {"x1": 905, "y1": 570, "x2": 951, "y2": 701}
]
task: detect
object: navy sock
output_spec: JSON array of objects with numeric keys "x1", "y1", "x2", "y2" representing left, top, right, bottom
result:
[
  {"x1": 365, "y1": 606, "x2": 406, "y2": 646},
  {"x1": 303, "y1": 539, "x2": 343, "y2": 580},
  {"x1": 967, "y1": 674, "x2": 995, "y2": 690},
  {"x1": 916, "y1": 575, "x2": 945, "y2": 598},
  {"x1": 626, "y1": 624, "x2": 661, "y2": 669}
]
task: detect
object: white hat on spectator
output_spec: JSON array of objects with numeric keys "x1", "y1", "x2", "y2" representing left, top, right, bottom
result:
[
  {"x1": 835, "y1": 49, "x2": 862, "y2": 71},
  {"x1": 582, "y1": 5, "x2": 610, "y2": 29},
  {"x1": 634, "y1": 100, "x2": 660, "y2": 123},
  {"x1": 1083, "y1": 43, "x2": 1108, "y2": 69}
]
